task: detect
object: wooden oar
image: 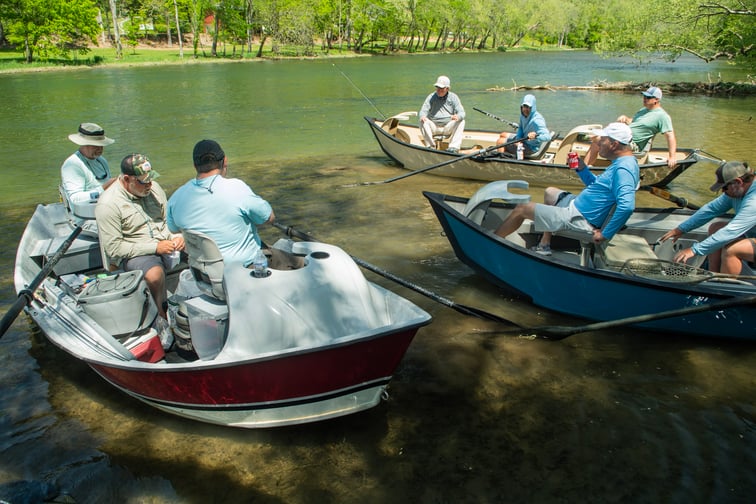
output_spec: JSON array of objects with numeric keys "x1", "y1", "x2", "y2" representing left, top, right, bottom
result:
[
  {"x1": 480, "y1": 294, "x2": 756, "y2": 340},
  {"x1": 272, "y1": 222, "x2": 514, "y2": 324},
  {"x1": 641, "y1": 185, "x2": 701, "y2": 210},
  {"x1": 346, "y1": 138, "x2": 521, "y2": 187},
  {"x1": 473, "y1": 107, "x2": 518, "y2": 130},
  {"x1": 1, "y1": 225, "x2": 83, "y2": 338}
]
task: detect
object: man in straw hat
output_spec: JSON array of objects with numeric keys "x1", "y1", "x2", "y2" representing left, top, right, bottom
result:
[
  {"x1": 61, "y1": 122, "x2": 116, "y2": 204},
  {"x1": 659, "y1": 161, "x2": 756, "y2": 274},
  {"x1": 418, "y1": 75, "x2": 466, "y2": 153}
]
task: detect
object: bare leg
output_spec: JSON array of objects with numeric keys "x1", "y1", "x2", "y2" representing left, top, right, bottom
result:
[
  {"x1": 144, "y1": 264, "x2": 167, "y2": 319},
  {"x1": 496, "y1": 133, "x2": 514, "y2": 154},
  {"x1": 706, "y1": 222, "x2": 727, "y2": 272},
  {"x1": 720, "y1": 238, "x2": 755, "y2": 274},
  {"x1": 535, "y1": 187, "x2": 567, "y2": 247},
  {"x1": 495, "y1": 202, "x2": 537, "y2": 238}
]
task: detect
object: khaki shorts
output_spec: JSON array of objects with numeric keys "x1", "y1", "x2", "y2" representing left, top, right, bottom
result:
[{"x1": 533, "y1": 198, "x2": 595, "y2": 234}]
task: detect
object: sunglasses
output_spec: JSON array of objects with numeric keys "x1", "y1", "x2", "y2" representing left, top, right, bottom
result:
[
  {"x1": 131, "y1": 175, "x2": 152, "y2": 185},
  {"x1": 722, "y1": 179, "x2": 740, "y2": 191}
]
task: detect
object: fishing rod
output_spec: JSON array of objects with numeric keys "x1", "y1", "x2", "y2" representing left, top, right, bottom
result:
[
  {"x1": 473, "y1": 107, "x2": 518, "y2": 130},
  {"x1": 332, "y1": 63, "x2": 386, "y2": 119}
]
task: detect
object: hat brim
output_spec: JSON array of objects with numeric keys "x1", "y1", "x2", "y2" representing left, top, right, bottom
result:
[
  {"x1": 709, "y1": 182, "x2": 724, "y2": 192},
  {"x1": 69, "y1": 133, "x2": 115, "y2": 147}
]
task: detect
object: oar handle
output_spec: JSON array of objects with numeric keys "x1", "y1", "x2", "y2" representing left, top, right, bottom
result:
[{"x1": 0, "y1": 224, "x2": 83, "y2": 338}]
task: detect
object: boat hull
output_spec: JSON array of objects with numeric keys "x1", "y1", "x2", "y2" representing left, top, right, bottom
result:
[
  {"x1": 367, "y1": 116, "x2": 698, "y2": 187},
  {"x1": 16, "y1": 203, "x2": 431, "y2": 428},
  {"x1": 424, "y1": 189, "x2": 756, "y2": 341}
]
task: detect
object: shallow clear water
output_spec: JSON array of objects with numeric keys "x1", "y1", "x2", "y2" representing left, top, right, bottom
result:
[{"x1": 1, "y1": 52, "x2": 754, "y2": 503}]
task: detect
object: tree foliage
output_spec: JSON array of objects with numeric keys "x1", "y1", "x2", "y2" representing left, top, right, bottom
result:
[
  {"x1": 0, "y1": 0, "x2": 753, "y2": 64},
  {"x1": 0, "y1": 0, "x2": 101, "y2": 62}
]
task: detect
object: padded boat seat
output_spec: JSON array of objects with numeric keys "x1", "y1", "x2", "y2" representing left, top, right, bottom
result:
[
  {"x1": 182, "y1": 230, "x2": 226, "y2": 301},
  {"x1": 525, "y1": 131, "x2": 557, "y2": 160},
  {"x1": 597, "y1": 233, "x2": 657, "y2": 268}
]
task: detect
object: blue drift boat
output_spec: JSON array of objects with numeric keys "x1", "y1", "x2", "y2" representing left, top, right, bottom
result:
[{"x1": 424, "y1": 181, "x2": 756, "y2": 341}]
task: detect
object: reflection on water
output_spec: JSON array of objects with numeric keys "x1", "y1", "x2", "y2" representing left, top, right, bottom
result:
[{"x1": 1, "y1": 53, "x2": 755, "y2": 502}]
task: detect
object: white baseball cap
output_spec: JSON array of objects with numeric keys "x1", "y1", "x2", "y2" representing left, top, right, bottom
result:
[
  {"x1": 434, "y1": 76, "x2": 450, "y2": 88},
  {"x1": 593, "y1": 122, "x2": 633, "y2": 145}
]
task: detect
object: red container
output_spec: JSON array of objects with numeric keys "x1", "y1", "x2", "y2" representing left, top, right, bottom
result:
[{"x1": 125, "y1": 330, "x2": 165, "y2": 363}]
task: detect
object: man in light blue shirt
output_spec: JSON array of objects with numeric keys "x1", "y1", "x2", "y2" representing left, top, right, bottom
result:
[
  {"x1": 660, "y1": 161, "x2": 756, "y2": 274},
  {"x1": 167, "y1": 140, "x2": 273, "y2": 267},
  {"x1": 495, "y1": 123, "x2": 639, "y2": 254}
]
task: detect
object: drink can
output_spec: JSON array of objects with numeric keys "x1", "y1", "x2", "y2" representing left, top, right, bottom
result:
[{"x1": 568, "y1": 152, "x2": 579, "y2": 169}]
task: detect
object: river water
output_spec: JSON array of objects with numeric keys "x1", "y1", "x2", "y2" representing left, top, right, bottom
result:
[{"x1": 1, "y1": 51, "x2": 754, "y2": 503}]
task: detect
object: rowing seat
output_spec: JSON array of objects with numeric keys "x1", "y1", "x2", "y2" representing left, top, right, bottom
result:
[
  {"x1": 182, "y1": 229, "x2": 226, "y2": 301},
  {"x1": 525, "y1": 131, "x2": 557, "y2": 160}
]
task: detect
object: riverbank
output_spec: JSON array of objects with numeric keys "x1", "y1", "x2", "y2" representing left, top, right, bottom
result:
[{"x1": 1, "y1": 45, "x2": 753, "y2": 93}]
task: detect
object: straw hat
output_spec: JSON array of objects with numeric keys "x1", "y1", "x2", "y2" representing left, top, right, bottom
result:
[{"x1": 68, "y1": 123, "x2": 115, "y2": 146}]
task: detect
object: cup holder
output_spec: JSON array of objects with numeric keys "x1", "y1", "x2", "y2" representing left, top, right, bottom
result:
[{"x1": 310, "y1": 251, "x2": 330, "y2": 260}]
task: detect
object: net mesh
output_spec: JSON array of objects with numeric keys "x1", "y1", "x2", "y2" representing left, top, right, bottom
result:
[{"x1": 620, "y1": 258, "x2": 713, "y2": 283}]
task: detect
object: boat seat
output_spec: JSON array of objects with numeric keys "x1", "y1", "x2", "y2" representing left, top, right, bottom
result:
[
  {"x1": 59, "y1": 185, "x2": 99, "y2": 238},
  {"x1": 464, "y1": 180, "x2": 531, "y2": 225},
  {"x1": 380, "y1": 113, "x2": 413, "y2": 144},
  {"x1": 525, "y1": 131, "x2": 557, "y2": 160},
  {"x1": 553, "y1": 124, "x2": 602, "y2": 164},
  {"x1": 181, "y1": 230, "x2": 226, "y2": 301},
  {"x1": 596, "y1": 233, "x2": 657, "y2": 269},
  {"x1": 632, "y1": 136, "x2": 654, "y2": 164}
]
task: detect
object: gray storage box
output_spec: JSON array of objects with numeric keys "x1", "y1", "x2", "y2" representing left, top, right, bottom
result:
[
  {"x1": 45, "y1": 236, "x2": 103, "y2": 275},
  {"x1": 184, "y1": 295, "x2": 229, "y2": 360},
  {"x1": 78, "y1": 270, "x2": 157, "y2": 338}
]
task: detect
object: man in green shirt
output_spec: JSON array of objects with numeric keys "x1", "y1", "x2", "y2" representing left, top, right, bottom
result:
[{"x1": 585, "y1": 86, "x2": 677, "y2": 168}]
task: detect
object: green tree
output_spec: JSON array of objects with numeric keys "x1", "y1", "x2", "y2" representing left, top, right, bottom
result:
[{"x1": 1, "y1": 0, "x2": 101, "y2": 62}]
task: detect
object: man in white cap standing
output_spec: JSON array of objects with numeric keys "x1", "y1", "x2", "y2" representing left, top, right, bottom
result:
[
  {"x1": 659, "y1": 161, "x2": 756, "y2": 274},
  {"x1": 418, "y1": 75, "x2": 466, "y2": 153},
  {"x1": 61, "y1": 122, "x2": 116, "y2": 204},
  {"x1": 495, "y1": 123, "x2": 639, "y2": 255}
]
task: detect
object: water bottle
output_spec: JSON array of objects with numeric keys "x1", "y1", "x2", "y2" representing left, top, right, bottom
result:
[
  {"x1": 253, "y1": 249, "x2": 268, "y2": 278},
  {"x1": 516, "y1": 142, "x2": 524, "y2": 160}
]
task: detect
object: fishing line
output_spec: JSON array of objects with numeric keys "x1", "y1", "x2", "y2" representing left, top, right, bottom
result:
[{"x1": 332, "y1": 63, "x2": 386, "y2": 119}]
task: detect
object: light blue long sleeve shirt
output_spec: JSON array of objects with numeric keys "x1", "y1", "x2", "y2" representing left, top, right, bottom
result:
[
  {"x1": 515, "y1": 94, "x2": 551, "y2": 152},
  {"x1": 573, "y1": 155, "x2": 640, "y2": 240},
  {"x1": 678, "y1": 183, "x2": 756, "y2": 256}
]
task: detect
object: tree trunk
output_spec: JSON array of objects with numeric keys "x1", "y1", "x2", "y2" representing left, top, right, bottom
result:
[
  {"x1": 108, "y1": 0, "x2": 122, "y2": 59},
  {"x1": 173, "y1": 0, "x2": 183, "y2": 58}
]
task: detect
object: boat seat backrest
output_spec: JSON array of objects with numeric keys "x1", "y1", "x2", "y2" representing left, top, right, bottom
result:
[
  {"x1": 182, "y1": 230, "x2": 226, "y2": 301},
  {"x1": 525, "y1": 131, "x2": 557, "y2": 160},
  {"x1": 553, "y1": 125, "x2": 603, "y2": 164}
]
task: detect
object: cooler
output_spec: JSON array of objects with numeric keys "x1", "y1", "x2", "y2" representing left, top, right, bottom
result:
[
  {"x1": 77, "y1": 270, "x2": 158, "y2": 337},
  {"x1": 121, "y1": 328, "x2": 165, "y2": 363},
  {"x1": 183, "y1": 295, "x2": 229, "y2": 360}
]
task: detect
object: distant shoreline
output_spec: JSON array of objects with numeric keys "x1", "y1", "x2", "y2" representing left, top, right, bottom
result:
[{"x1": 2, "y1": 47, "x2": 754, "y2": 96}]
